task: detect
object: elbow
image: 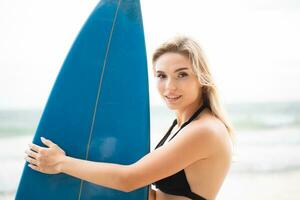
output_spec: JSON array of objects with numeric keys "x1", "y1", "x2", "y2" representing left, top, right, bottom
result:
[
  {"x1": 121, "y1": 165, "x2": 146, "y2": 192},
  {"x1": 120, "y1": 174, "x2": 137, "y2": 193},
  {"x1": 123, "y1": 183, "x2": 142, "y2": 193},
  {"x1": 120, "y1": 166, "x2": 141, "y2": 193},
  {"x1": 123, "y1": 186, "x2": 134, "y2": 193}
]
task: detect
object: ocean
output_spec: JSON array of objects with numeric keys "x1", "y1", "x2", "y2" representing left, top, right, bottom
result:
[{"x1": 1, "y1": 101, "x2": 300, "y2": 199}]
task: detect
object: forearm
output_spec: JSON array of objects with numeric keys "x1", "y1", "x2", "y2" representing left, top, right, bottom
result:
[{"x1": 60, "y1": 156, "x2": 129, "y2": 192}]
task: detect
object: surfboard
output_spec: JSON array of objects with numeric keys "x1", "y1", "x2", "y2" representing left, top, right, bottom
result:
[{"x1": 15, "y1": 0, "x2": 150, "y2": 199}]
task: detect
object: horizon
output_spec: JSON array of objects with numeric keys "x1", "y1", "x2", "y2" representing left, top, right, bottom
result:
[{"x1": 1, "y1": 100, "x2": 299, "y2": 111}]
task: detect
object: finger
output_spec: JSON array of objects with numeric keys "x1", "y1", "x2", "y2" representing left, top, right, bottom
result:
[
  {"x1": 28, "y1": 164, "x2": 42, "y2": 172},
  {"x1": 25, "y1": 149, "x2": 38, "y2": 159},
  {"x1": 41, "y1": 137, "x2": 56, "y2": 148},
  {"x1": 25, "y1": 156, "x2": 38, "y2": 166},
  {"x1": 29, "y1": 143, "x2": 42, "y2": 153}
]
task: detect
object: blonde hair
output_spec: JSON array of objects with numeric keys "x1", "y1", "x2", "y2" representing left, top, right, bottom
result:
[{"x1": 152, "y1": 36, "x2": 234, "y2": 139}]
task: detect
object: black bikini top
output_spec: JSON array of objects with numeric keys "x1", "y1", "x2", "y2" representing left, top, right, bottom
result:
[{"x1": 152, "y1": 104, "x2": 207, "y2": 200}]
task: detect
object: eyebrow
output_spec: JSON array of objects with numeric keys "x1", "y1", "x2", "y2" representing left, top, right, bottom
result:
[{"x1": 156, "y1": 67, "x2": 189, "y2": 73}]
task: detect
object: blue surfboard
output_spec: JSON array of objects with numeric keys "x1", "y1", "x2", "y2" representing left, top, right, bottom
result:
[{"x1": 15, "y1": 0, "x2": 150, "y2": 199}]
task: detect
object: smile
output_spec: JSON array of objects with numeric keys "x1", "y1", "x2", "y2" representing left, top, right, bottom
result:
[{"x1": 165, "y1": 95, "x2": 182, "y2": 100}]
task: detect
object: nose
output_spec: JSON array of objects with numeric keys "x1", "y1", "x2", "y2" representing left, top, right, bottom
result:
[{"x1": 165, "y1": 78, "x2": 177, "y2": 91}]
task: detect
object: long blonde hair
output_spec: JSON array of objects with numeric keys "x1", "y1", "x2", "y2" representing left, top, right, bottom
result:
[{"x1": 152, "y1": 36, "x2": 234, "y2": 139}]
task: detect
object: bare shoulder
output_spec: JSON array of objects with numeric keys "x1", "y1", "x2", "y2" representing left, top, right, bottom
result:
[
  {"x1": 186, "y1": 110, "x2": 231, "y2": 153},
  {"x1": 198, "y1": 112, "x2": 228, "y2": 137}
]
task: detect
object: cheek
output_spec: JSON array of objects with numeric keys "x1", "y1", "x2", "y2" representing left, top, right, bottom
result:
[
  {"x1": 156, "y1": 80, "x2": 165, "y2": 95},
  {"x1": 185, "y1": 81, "x2": 201, "y2": 97}
]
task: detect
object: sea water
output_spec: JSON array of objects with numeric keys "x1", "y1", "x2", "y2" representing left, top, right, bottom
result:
[{"x1": 1, "y1": 102, "x2": 300, "y2": 200}]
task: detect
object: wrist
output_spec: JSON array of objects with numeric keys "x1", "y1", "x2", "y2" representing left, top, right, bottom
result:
[{"x1": 58, "y1": 155, "x2": 69, "y2": 173}]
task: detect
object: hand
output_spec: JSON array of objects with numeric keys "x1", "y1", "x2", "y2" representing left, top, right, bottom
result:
[{"x1": 25, "y1": 137, "x2": 66, "y2": 174}]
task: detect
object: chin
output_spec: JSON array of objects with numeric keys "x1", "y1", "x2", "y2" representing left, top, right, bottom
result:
[{"x1": 165, "y1": 103, "x2": 181, "y2": 110}]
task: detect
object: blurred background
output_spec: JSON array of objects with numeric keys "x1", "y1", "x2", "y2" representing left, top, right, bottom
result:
[{"x1": 1, "y1": 0, "x2": 300, "y2": 199}]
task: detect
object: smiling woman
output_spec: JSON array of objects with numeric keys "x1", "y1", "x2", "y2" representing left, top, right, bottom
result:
[
  {"x1": 25, "y1": 36, "x2": 234, "y2": 200},
  {"x1": 150, "y1": 36, "x2": 234, "y2": 200}
]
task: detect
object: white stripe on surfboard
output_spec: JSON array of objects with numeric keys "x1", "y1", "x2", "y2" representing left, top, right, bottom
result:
[{"x1": 77, "y1": 0, "x2": 122, "y2": 199}]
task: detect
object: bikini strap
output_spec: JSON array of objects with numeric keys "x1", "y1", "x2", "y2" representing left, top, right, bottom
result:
[
  {"x1": 168, "y1": 103, "x2": 206, "y2": 141},
  {"x1": 155, "y1": 103, "x2": 206, "y2": 149},
  {"x1": 154, "y1": 119, "x2": 177, "y2": 149}
]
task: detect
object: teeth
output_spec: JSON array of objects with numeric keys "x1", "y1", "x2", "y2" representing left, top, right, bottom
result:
[{"x1": 166, "y1": 96, "x2": 181, "y2": 99}]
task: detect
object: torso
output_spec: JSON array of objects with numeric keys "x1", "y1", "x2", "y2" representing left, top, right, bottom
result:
[{"x1": 151, "y1": 109, "x2": 232, "y2": 200}]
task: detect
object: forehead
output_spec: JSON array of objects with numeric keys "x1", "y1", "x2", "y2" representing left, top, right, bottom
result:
[{"x1": 154, "y1": 52, "x2": 192, "y2": 72}]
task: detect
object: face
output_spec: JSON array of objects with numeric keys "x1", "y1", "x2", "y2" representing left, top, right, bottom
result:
[{"x1": 154, "y1": 52, "x2": 202, "y2": 111}]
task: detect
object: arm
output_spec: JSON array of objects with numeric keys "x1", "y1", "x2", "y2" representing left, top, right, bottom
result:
[
  {"x1": 125, "y1": 123, "x2": 220, "y2": 191},
  {"x1": 26, "y1": 138, "x2": 130, "y2": 192},
  {"x1": 25, "y1": 123, "x2": 221, "y2": 192},
  {"x1": 60, "y1": 156, "x2": 130, "y2": 191}
]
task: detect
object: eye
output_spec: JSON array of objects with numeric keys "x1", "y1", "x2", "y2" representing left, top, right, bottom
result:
[
  {"x1": 156, "y1": 73, "x2": 167, "y2": 79},
  {"x1": 178, "y1": 72, "x2": 188, "y2": 78}
]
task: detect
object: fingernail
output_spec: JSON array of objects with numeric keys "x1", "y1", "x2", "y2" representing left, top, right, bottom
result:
[{"x1": 41, "y1": 137, "x2": 45, "y2": 141}]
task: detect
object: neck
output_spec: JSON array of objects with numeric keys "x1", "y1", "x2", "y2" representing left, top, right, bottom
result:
[{"x1": 175, "y1": 99, "x2": 204, "y2": 127}]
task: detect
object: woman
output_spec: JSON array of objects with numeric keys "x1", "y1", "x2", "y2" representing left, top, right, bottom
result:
[{"x1": 25, "y1": 36, "x2": 233, "y2": 200}]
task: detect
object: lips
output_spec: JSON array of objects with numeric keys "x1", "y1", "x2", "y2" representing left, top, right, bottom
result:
[{"x1": 164, "y1": 95, "x2": 182, "y2": 103}]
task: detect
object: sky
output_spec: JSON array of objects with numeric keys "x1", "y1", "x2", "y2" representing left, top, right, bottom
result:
[{"x1": 0, "y1": 0, "x2": 300, "y2": 109}]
